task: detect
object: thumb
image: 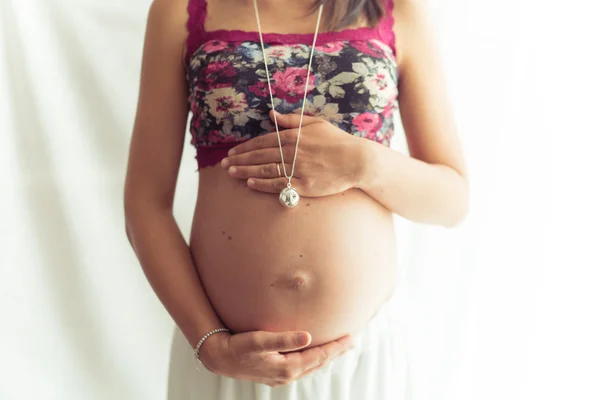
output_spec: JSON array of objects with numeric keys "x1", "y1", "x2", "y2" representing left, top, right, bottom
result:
[
  {"x1": 239, "y1": 330, "x2": 312, "y2": 353},
  {"x1": 269, "y1": 109, "x2": 321, "y2": 128}
]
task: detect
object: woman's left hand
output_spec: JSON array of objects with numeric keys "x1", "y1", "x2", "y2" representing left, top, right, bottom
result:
[{"x1": 221, "y1": 110, "x2": 365, "y2": 197}]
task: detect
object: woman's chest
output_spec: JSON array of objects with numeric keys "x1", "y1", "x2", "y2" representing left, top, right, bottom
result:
[{"x1": 186, "y1": 39, "x2": 399, "y2": 147}]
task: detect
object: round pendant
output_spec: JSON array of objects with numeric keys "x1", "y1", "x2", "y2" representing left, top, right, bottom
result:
[{"x1": 279, "y1": 186, "x2": 300, "y2": 208}]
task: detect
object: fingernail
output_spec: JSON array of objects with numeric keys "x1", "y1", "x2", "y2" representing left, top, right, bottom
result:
[
  {"x1": 228, "y1": 149, "x2": 236, "y2": 156},
  {"x1": 248, "y1": 179, "x2": 255, "y2": 186},
  {"x1": 297, "y1": 333, "x2": 307, "y2": 345},
  {"x1": 221, "y1": 158, "x2": 229, "y2": 168},
  {"x1": 229, "y1": 166, "x2": 237, "y2": 174}
]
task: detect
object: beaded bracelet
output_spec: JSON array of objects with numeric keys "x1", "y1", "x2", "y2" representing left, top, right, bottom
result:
[{"x1": 193, "y1": 328, "x2": 231, "y2": 364}]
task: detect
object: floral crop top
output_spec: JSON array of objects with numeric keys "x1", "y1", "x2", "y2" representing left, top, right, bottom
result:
[{"x1": 185, "y1": 0, "x2": 399, "y2": 168}]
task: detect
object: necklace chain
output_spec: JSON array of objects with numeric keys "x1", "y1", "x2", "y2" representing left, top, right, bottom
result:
[{"x1": 252, "y1": 0, "x2": 323, "y2": 186}]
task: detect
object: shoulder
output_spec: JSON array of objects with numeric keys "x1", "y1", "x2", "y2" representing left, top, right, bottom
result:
[
  {"x1": 391, "y1": 0, "x2": 437, "y2": 66},
  {"x1": 397, "y1": 0, "x2": 435, "y2": 26},
  {"x1": 144, "y1": 0, "x2": 189, "y2": 59},
  {"x1": 148, "y1": 0, "x2": 188, "y2": 19},
  {"x1": 146, "y1": 0, "x2": 189, "y2": 38},
  {"x1": 392, "y1": 0, "x2": 434, "y2": 41}
]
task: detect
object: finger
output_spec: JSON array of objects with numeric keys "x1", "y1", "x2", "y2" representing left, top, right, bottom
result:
[
  {"x1": 228, "y1": 163, "x2": 293, "y2": 180},
  {"x1": 247, "y1": 177, "x2": 294, "y2": 194},
  {"x1": 236, "y1": 331, "x2": 312, "y2": 354},
  {"x1": 269, "y1": 109, "x2": 323, "y2": 129},
  {"x1": 222, "y1": 148, "x2": 293, "y2": 168},
  {"x1": 295, "y1": 345, "x2": 353, "y2": 380},
  {"x1": 296, "y1": 359, "x2": 331, "y2": 380},
  {"x1": 282, "y1": 335, "x2": 353, "y2": 372},
  {"x1": 227, "y1": 129, "x2": 297, "y2": 156}
]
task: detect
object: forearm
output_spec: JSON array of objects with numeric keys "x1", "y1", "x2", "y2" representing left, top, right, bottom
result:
[
  {"x1": 355, "y1": 138, "x2": 469, "y2": 227},
  {"x1": 124, "y1": 204, "x2": 226, "y2": 348}
]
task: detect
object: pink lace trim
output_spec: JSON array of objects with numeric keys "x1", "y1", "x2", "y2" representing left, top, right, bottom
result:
[
  {"x1": 185, "y1": 0, "x2": 396, "y2": 63},
  {"x1": 186, "y1": 0, "x2": 206, "y2": 62}
]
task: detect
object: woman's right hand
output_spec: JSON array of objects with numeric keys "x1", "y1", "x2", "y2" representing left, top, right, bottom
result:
[{"x1": 197, "y1": 330, "x2": 354, "y2": 387}]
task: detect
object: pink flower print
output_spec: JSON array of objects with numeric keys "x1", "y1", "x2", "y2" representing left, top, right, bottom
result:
[
  {"x1": 205, "y1": 61, "x2": 235, "y2": 79},
  {"x1": 206, "y1": 87, "x2": 248, "y2": 123},
  {"x1": 203, "y1": 40, "x2": 228, "y2": 53},
  {"x1": 382, "y1": 102, "x2": 394, "y2": 119},
  {"x1": 269, "y1": 48, "x2": 287, "y2": 57},
  {"x1": 349, "y1": 41, "x2": 382, "y2": 57},
  {"x1": 374, "y1": 73, "x2": 389, "y2": 90},
  {"x1": 249, "y1": 80, "x2": 269, "y2": 97},
  {"x1": 272, "y1": 67, "x2": 316, "y2": 104},
  {"x1": 352, "y1": 112, "x2": 382, "y2": 140},
  {"x1": 189, "y1": 97, "x2": 199, "y2": 114},
  {"x1": 380, "y1": 127, "x2": 393, "y2": 145},
  {"x1": 215, "y1": 94, "x2": 244, "y2": 114},
  {"x1": 315, "y1": 42, "x2": 344, "y2": 54},
  {"x1": 192, "y1": 116, "x2": 202, "y2": 129},
  {"x1": 200, "y1": 61, "x2": 236, "y2": 88}
]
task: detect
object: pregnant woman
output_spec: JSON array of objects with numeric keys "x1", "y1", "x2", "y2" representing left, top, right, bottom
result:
[{"x1": 124, "y1": 0, "x2": 468, "y2": 398}]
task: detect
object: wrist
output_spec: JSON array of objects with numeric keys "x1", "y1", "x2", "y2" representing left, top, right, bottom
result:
[
  {"x1": 351, "y1": 137, "x2": 375, "y2": 190},
  {"x1": 195, "y1": 331, "x2": 230, "y2": 372}
]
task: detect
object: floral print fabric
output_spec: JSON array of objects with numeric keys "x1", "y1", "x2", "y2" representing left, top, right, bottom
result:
[{"x1": 186, "y1": 38, "x2": 399, "y2": 167}]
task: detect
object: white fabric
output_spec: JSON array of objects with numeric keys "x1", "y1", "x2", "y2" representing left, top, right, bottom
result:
[
  {"x1": 167, "y1": 285, "x2": 408, "y2": 400},
  {"x1": 2, "y1": 1, "x2": 600, "y2": 400}
]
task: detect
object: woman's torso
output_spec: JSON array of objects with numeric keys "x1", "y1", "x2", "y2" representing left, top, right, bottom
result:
[{"x1": 186, "y1": 0, "x2": 401, "y2": 348}]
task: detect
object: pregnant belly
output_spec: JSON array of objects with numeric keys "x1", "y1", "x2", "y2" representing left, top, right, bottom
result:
[{"x1": 190, "y1": 166, "x2": 399, "y2": 349}]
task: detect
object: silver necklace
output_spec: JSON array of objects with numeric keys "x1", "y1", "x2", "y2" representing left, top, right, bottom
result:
[{"x1": 252, "y1": 0, "x2": 323, "y2": 208}]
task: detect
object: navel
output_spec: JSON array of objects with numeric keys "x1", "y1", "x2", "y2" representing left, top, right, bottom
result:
[{"x1": 272, "y1": 271, "x2": 312, "y2": 292}]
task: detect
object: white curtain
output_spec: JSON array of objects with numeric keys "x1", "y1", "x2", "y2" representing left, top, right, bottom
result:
[{"x1": 1, "y1": 0, "x2": 598, "y2": 399}]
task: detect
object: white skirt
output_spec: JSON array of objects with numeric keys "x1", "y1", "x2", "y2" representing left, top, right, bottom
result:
[{"x1": 167, "y1": 286, "x2": 409, "y2": 400}]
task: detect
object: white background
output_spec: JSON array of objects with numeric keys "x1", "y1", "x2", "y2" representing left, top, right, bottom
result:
[{"x1": 1, "y1": 0, "x2": 599, "y2": 399}]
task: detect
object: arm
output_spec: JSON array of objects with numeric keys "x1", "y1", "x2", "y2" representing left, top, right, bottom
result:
[
  {"x1": 356, "y1": 0, "x2": 469, "y2": 227},
  {"x1": 124, "y1": 0, "x2": 226, "y2": 353},
  {"x1": 124, "y1": 1, "x2": 352, "y2": 383},
  {"x1": 220, "y1": 2, "x2": 467, "y2": 226}
]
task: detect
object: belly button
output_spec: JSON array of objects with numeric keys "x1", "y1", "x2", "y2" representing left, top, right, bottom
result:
[
  {"x1": 288, "y1": 276, "x2": 307, "y2": 291},
  {"x1": 273, "y1": 273, "x2": 311, "y2": 292}
]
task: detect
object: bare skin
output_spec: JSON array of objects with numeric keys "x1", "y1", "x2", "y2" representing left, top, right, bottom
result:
[{"x1": 125, "y1": 0, "x2": 467, "y2": 388}]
